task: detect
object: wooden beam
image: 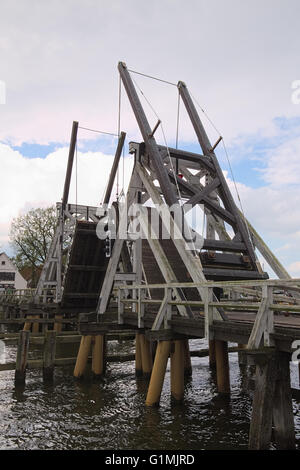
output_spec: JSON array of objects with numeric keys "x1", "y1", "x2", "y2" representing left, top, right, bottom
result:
[
  {"x1": 248, "y1": 352, "x2": 277, "y2": 449},
  {"x1": 183, "y1": 177, "x2": 220, "y2": 211},
  {"x1": 118, "y1": 62, "x2": 178, "y2": 207},
  {"x1": 103, "y1": 132, "x2": 126, "y2": 204}
]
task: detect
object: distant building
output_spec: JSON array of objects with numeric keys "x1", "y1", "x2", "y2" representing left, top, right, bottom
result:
[{"x1": 0, "y1": 252, "x2": 27, "y2": 291}]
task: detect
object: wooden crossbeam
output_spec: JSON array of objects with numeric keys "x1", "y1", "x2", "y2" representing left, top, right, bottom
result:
[{"x1": 183, "y1": 177, "x2": 220, "y2": 211}]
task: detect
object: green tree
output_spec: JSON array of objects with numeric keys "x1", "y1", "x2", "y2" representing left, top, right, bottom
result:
[{"x1": 9, "y1": 206, "x2": 57, "y2": 286}]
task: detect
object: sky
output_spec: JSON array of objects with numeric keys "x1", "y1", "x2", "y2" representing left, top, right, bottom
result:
[{"x1": 0, "y1": 0, "x2": 300, "y2": 277}]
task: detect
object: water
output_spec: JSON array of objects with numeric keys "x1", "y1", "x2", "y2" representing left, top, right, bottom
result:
[{"x1": 0, "y1": 339, "x2": 299, "y2": 450}]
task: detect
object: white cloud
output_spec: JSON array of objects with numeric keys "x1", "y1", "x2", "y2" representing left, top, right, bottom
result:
[
  {"x1": 0, "y1": 0, "x2": 300, "y2": 146},
  {"x1": 0, "y1": 143, "x2": 133, "y2": 246},
  {"x1": 288, "y1": 261, "x2": 300, "y2": 277},
  {"x1": 0, "y1": 0, "x2": 300, "y2": 279},
  {"x1": 260, "y1": 136, "x2": 300, "y2": 186}
]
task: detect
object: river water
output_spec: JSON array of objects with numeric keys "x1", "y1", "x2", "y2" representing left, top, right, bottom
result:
[{"x1": 0, "y1": 338, "x2": 299, "y2": 450}]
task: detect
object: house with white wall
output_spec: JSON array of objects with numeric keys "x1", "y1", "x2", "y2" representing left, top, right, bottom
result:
[{"x1": 0, "y1": 252, "x2": 27, "y2": 291}]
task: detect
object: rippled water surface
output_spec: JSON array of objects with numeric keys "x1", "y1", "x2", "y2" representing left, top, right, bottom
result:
[{"x1": 0, "y1": 338, "x2": 299, "y2": 450}]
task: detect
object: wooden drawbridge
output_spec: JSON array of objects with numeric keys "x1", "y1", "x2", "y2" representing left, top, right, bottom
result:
[{"x1": 30, "y1": 62, "x2": 300, "y2": 451}]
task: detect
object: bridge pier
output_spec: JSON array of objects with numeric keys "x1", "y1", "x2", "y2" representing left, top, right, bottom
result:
[
  {"x1": 248, "y1": 349, "x2": 295, "y2": 450},
  {"x1": 170, "y1": 340, "x2": 185, "y2": 403},
  {"x1": 135, "y1": 333, "x2": 143, "y2": 377},
  {"x1": 183, "y1": 339, "x2": 192, "y2": 377},
  {"x1": 146, "y1": 340, "x2": 171, "y2": 406},
  {"x1": 208, "y1": 339, "x2": 216, "y2": 369},
  {"x1": 54, "y1": 315, "x2": 63, "y2": 333},
  {"x1": 139, "y1": 333, "x2": 153, "y2": 378},
  {"x1": 215, "y1": 340, "x2": 230, "y2": 394},
  {"x1": 73, "y1": 335, "x2": 92, "y2": 379},
  {"x1": 92, "y1": 335, "x2": 106, "y2": 379}
]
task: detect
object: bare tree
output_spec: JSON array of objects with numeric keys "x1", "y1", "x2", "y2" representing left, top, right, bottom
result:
[{"x1": 9, "y1": 206, "x2": 57, "y2": 286}]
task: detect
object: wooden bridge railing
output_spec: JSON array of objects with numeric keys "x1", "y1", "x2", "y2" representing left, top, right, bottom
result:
[
  {"x1": 117, "y1": 278, "x2": 300, "y2": 349},
  {"x1": 0, "y1": 288, "x2": 56, "y2": 306}
]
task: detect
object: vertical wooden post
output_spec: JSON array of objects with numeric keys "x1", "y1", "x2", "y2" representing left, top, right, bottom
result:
[
  {"x1": 74, "y1": 335, "x2": 92, "y2": 379},
  {"x1": 135, "y1": 333, "x2": 143, "y2": 377},
  {"x1": 139, "y1": 333, "x2": 153, "y2": 377},
  {"x1": 92, "y1": 335, "x2": 105, "y2": 378},
  {"x1": 171, "y1": 340, "x2": 185, "y2": 402},
  {"x1": 54, "y1": 315, "x2": 63, "y2": 333},
  {"x1": 31, "y1": 314, "x2": 40, "y2": 334},
  {"x1": 209, "y1": 339, "x2": 216, "y2": 369},
  {"x1": 43, "y1": 330, "x2": 57, "y2": 382},
  {"x1": 272, "y1": 352, "x2": 295, "y2": 449},
  {"x1": 248, "y1": 353, "x2": 277, "y2": 450},
  {"x1": 23, "y1": 315, "x2": 33, "y2": 332},
  {"x1": 215, "y1": 340, "x2": 230, "y2": 394},
  {"x1": 183, "y1": 339, "x2": 192, "y2": 377},
  {"x1": 146, "y1": 340, "x2": 171, "y2": 406},
  {"x1": 15, "y1": 330, "x2": 30, "y2": 385}
]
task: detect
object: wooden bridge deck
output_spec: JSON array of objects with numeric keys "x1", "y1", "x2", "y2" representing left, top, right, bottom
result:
[{"x1": 79, "y1": 307, "x2": 300, "y2": 355}]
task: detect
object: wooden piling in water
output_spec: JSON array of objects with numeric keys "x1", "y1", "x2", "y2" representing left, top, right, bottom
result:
[
  {"x1": 272, "y1": 352, "x2": 295, "y2": 449},
  {"x1": 32, "y1": 315, "x2": 40, "y2": 334},
  {"x1": 73, "y1": 335, "x2": 92, "y2": 379},
  {"x1": 23, "y1": 315, "x2": 33, "y2": 332},
  {"x1": 135, "y1": 333, "x2": 143, "y2": 377},
  {"x1": 92, "y1": 335, "x2": 105, "y2": 378},
  {"x1": 183, "y1": 339, "x2": 192, "y2": 377},
  {"x1": 15, "y1": 330, "x2": 30, "y2": 385},
  {"x1": 139, "y1": 333, "x2": 153, "y2": 377},
  {"x1": 248, "y1": 350, "x2": 295, "y2": 450},
  {"x1": 171, "y1": 340, "x2": 185, "y2": 403},
  {"x1": 215, "y1": 340, "x2": 230, "y2": 394},
  {"x1": 209, "y1": 339, "x2": 216, "y2": 369},
  {"x1": 54, "y1": 315, "x2": 63, "y2": 333},
  {"x1": 146, "y1": 340, "x2": 171, "y2": 406},
  {"x1": 43, "y1": 330, "x2": 57, "y2": 382}
]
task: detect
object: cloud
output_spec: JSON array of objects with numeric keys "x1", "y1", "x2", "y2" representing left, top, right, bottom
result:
[
  {"x1": 288, "y1": 261, "x2": 300, "y2": 277},
  {"x1": 1, "y1": 0, "x2": 300, "y2": 279},
  {"x1": 222, "y1": 170, "x2": 300, "y2": 277},
  {"x1": 0, "y1": 142, "x2": 133, "y2": 246},
  {"x1": 260, "y1": 135, "x2": 300, "y2": 186},
  {"x1": 0, "y1": 0, "x2": 300, "y2": 147}
]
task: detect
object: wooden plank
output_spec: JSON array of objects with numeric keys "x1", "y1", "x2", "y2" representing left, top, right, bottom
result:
[
  {"x1": 248, "y1": 353, "x2": 277, "y2": 449},
  {"x1": 247, "y1": 288, "x2": 271, "y2": 350},
  {"x1": 203, "y1": 268, "x2": 268, "y2": 280},
  {"x1": 168, "y1": 171, "x2": 236, "y2": 224},
  {"x1": 272, "y1": 352, "x2": 295, "y2": 449},
  {"x1": 118, "y1": 62, "x2": 178, "y2": 208},
  {"x1": 202, "y1": 239, "x2": 246, "y2": 252},
  {"x1": 184, "y1": 177, "x2": 220, "y2": 210},
  {"x1": 69, "y1": 265, "x2": 106, "y2": 272},
  {"x1": 138, "y1": 207, "x2": 192, "y2": 318},
  {"x1": 178, "y1": 81, "x2": 258, "y2": 269},
  {"x1": 43, "y1": 330, "x2": 57, "y2": 382},
  {"x1": 15, "y1": 330, "x2": 30, "y2": 385},
  {"x1": 158, "y1": 144, "x2": 215, "y2": 172}
]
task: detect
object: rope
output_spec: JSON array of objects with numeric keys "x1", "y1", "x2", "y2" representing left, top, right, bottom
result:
[
  {"x1": 128, "y1": 68, "x2": 177, "y2": 87},
  {"x1": 176, "y1": 91, "x2": 180, "y2": 150},
  {"x1": 116, "y1": 76, "x2": 122, "y2": 201},
  {"x1": 78, "y1": 126, "x2": 119, "y2": 137},
  {"x1": 75, "y1": 141, "x2": 78, "y2": 220}
]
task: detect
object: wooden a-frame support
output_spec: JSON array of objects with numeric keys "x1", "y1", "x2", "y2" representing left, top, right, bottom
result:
[{"x1": 35, "y1": 125, "x2": 126, "y2": 304}]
